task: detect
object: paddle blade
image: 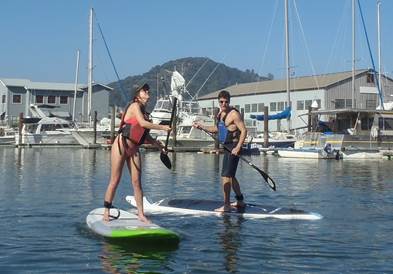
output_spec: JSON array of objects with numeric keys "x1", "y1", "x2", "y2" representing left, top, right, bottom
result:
[
  {"x1": 160, "y1": 152, "x2": 172, "y2": 169},
  {"x1": 255, "y1": 166, "x2": 276, "y2": 191}
]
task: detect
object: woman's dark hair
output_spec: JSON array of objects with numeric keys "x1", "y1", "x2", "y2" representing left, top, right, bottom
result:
[{"x1": 217, "y1": 90, "x2": 230, "y2": 101}]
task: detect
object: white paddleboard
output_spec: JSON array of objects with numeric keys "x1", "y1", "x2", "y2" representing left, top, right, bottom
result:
[
  {"x1": 86, "y1": 208, "x2": 180, "y2": 242},
  {"x1": 126, "y1": 196, "x2": 322, "y2": 221}
]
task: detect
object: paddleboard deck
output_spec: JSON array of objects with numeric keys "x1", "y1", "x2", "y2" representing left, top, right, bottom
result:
[
  {"x1": 126, "y1": 196, "x2": 322, "y2": 220},
  {"x1": 86, "y1": 208, "x2": 180, "y2": 242}
]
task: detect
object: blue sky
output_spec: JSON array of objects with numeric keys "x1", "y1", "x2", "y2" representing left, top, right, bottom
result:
[{"x1": 1, "y1": 0, "x2": 392, "y2": 85}]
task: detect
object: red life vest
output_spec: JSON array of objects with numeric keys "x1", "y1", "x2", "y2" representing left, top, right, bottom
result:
[{"x1": 118, "y1": 103, "x2": 149, "y2": 146}]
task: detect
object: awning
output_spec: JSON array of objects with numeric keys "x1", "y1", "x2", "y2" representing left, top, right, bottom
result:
[{"x1": 250, "y1": 107, "x2": 291, "y2": 121}]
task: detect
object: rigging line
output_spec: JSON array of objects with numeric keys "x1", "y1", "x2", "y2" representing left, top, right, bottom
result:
[
  {"x1": 357, "y1": 0, "x2": 384, "y2": 108},
  {"x1": 185, "y1": 57, "x2": 210, "y2": 90},
  {"x1": 253, "y1": 0, "x2": 279, "y2": 92},
  {"x1": 192, "y1": 62, "x2": 221, "y2": 101},
  {"x1": 324, "y1": 0, "x2": 350, "y2": 74},
  {"x1": 293, "y1": 0, "x2": 319, "y2": 89},
  {"x1": 93, "y1": 10, "x2": 127, "y2": 104}
]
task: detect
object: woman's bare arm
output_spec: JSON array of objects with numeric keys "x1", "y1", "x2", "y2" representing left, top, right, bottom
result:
[{"x1": 127, "y1": 103, "x2": 170, "y2": 131}]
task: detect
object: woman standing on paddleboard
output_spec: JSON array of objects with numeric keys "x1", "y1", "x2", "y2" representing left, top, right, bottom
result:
[{"x1": 103, "y1": 83, "x2": 171, "y2": 223}]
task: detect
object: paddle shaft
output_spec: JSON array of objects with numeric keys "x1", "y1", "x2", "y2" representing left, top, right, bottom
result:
[
  {"x1": 164, "y1": 97, "x2": 178, "y2": 151},
  {"x1": 198, "y1": 127, "x2": 276, "y2": 191}
]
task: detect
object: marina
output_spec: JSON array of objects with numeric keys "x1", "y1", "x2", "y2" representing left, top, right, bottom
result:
[
  {"x1": 1, "y1": 147, "x2": 393, "y2": 273},
  {"x1": 2, "y1": 1, "x2": 393, "y2": 273}
]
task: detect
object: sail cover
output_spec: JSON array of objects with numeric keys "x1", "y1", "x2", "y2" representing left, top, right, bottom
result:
[
  {"x1": 250, "y1": 107, "x2": 291, "y2": 121},
  {"x1": 171, "y1": 70, "x2": 185, "y2": 98}
]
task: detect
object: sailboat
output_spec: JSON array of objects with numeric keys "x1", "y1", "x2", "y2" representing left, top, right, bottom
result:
[{"x1": 69, "y1": 8, "x2": 119, "y2": 146}]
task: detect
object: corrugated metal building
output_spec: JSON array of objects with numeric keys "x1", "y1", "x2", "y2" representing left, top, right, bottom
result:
[
  {"x1": 197, "y1": 69, "x2": 393, "y2": 133},
  {"x1": 0, "y1": 78, "x2": 112, "y2": 125}
]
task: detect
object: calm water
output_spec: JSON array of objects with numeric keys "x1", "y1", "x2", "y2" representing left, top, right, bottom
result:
[{"x1": 0, "y1": 147, "x2": 392, "y2": 273}]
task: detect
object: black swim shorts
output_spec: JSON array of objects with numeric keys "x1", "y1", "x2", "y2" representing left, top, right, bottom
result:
[{"x1": 221, "y1": 143, "x2": 240, "y2": 177}]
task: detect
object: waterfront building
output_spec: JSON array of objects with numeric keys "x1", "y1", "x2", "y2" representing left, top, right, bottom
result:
[
  {"x1": 197, "y1": 69, "x2": 393, "y2": 134},
  {"x1": 0, "y1": 78, "x2": 112, "y2": 126}
]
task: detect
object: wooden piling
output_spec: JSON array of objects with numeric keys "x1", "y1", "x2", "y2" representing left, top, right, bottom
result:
[
  {"x1": 18, "y1": 112, "x2": 23, "y2": 146},
  {"x1": 93, "y1": 111, "x2": 97, "y2": 144},
  {"x1": 264, "y1": 106, "x2": 269, "y2": 148},
  {"x1": 308, "y1": 106, "x2": 312, "y2": 132}
]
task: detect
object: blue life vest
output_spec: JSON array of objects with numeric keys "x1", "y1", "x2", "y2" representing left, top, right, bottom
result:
[
  {"x1": 218, "y1": 121, "x2": 228, "y2": 144},
  {"x1": 217, "y1": 108, "x2": 240, "y2": 144}
]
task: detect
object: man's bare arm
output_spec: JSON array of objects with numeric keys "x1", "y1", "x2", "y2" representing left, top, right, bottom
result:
[
  {"x1": 192, "y1": 122, "x2": 218, "y2": 133},
  {"x1": 232, "y1": 112, "x2": 247, "y2": 150}
]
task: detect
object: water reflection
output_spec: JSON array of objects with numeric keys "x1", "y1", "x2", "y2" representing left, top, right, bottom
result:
[
  {"x1": 99, "y1": 239, "x2": 177, "y2": 273},
  {"x1": 171, "y1": 151, "x2": 176, "y2": 170},
  {"x1": 218, "y1": 215, "x2": 246, "y2": 273}
]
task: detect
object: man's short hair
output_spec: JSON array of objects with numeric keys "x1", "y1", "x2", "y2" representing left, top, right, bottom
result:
[{"x1": 218, "y1": 90, "x2": 231, "y2": 101}]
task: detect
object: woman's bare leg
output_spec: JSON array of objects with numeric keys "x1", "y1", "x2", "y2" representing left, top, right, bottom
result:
[
  {"x1": 103, "y1": 137, "x2": 126, "y2": 221},
  {"x1": 128, "y1": 149, "x2": 150, "y2": 223}
]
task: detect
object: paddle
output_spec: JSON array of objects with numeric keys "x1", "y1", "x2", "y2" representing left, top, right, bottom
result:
[
  {"x1": 160, "y1": 97, "x2": 178, "y2": 169},
  {"x1": 198, "y1": 127, "x2": 276, "y2": 191}
]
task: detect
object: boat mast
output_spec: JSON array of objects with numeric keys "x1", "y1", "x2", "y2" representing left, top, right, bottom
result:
[
  {"x1": 72, "y1": 49, "x2": 80, "y2": 122},
  {"x1": 352, "y1": 0, "x2": 356, "y2": 109},
  {"x1": 285, "y1": 0, "x2": 291, "y2": 131},
  {"x1": 377, "y1": 1, "x2": 382, "y2": 97},
  {"x1": 88, "y1": 8, "x2": 93, "y2": 124}
]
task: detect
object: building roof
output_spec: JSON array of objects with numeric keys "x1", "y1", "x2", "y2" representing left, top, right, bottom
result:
[
  {"x1": 0, "y1": 78, "x2": 112, "y2": 92},
  {"x1": 197, "y1": 69, "x2": 372, "y2": 100},
  {"x1": 0, "y1": 78, "x2": 32, "y2": 87}
]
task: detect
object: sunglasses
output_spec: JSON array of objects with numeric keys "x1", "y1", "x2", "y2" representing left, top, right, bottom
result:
[{"x1": 219, "y1": 100, "x2": 229, "y2": 104}]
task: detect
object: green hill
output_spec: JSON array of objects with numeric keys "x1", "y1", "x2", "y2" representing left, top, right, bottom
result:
[{"x1": 107, "y1": 57, "x2": 273, "y2": 109}]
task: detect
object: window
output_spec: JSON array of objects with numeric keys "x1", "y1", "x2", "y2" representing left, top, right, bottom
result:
[
  {"x1": 270, "y1": 102, "x2": 277, "y2": 111},
  {"x1": 244, "y1": 104, "x2": 250, "y2": 113},
  {"x1": 379, "y1": 118, "x2": 393, "y2": 130},
  {"x1": 36, "y1": 95, "x2": 44, "y2": 104},
  {"x1": 60, "y1": 96, "x2": 68, "y2": 104},
  {"x1": 258, "y1": 103, "x2": 264, "y2": 112},
  {"x1": 234, "y1": 105, "x2": 240, "y2": 110},
  {"x1": 366, "y1": 99, "x2": 376, "y2": 109},
  {"x1": 345, "y1": 99, "x2": 352, "y2": 108},
  {"x1": 251, "y1": 103, "x2": 257, "y2": 112},
  {"x1": 367, "y1": 73, "x2": 375, "y2": 84},
  {"x1": 245, "y1": 119, "x2": 254, "y2": 127},
  {"x1": 334, "y1": 99, "x2": 345, "y2": 109},
  {"x1": 277, "y1": 102, "x2": 284, "y2": 111},
  {"x1": 316, "y1": 99, "x2": 321, "y2": 108},
  {"x1": 13, "y1": 95, "x2": 21, "y2": 104},
  {"x1": 297, "y1": 100, "x2": 304, "y2": 110},
  {"x1": 361, "y1": 118, "x2": 374, "y2": 130},
  {"x1": 305, "y1": 100, "x2": 312, "y2": 109},
  {"x1": 2, "y1": 95, "x2": 5, "y2": 104},
  {"x1": 48, "y1": 95, "x2": 56, "y2": 104}
]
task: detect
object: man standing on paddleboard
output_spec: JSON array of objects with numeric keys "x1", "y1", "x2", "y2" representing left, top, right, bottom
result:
[{"x1": 193, "y1": 90, "x2": 247, "y2": 212}]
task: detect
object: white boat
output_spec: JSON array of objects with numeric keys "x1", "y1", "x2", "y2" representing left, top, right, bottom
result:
[
  {"x1": 277, "y1": 145, "x2": 339, "y2": 159},
  {"x1": 151, "y1": 70, "x2": 215, "y2": 148},
  {"x1": 340, "y1": 149, "x2": 383, "y2": 160},
  {"x1": 150, "y1": 98, "x2": 173, "y2": 126},
  {"x1": 0, "y1": 126, "x2": 17, "y2": 145},
  {"x1": 295, "y1": 109, "x2": 393, "y2": 160},
  {"x1": 247, "y1": 131, "x2": 296, "y2": 149},
  {"x1": 157, "y1": 112, "x2": 215, "y2": 148},
  {"x1": 15, "y1": 117, "x2": 77, "y2": 145}
]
